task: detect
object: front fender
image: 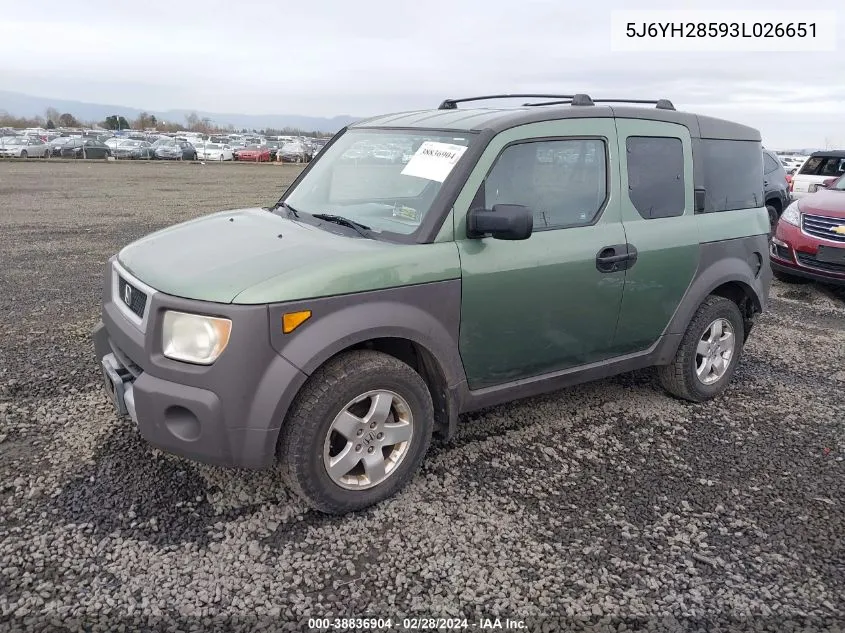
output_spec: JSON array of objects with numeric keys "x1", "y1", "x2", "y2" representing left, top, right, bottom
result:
[{"x1": 268, "y1": 280, "x2": 466, "y2": 388}]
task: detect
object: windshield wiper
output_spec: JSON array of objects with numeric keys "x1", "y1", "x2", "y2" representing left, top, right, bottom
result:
[
  {"x1": 271, "y1": 200, "x2": 300, "y2": 218},
  {"x1": 311, "y1": 213, "x2": 373, "y2": 238}
]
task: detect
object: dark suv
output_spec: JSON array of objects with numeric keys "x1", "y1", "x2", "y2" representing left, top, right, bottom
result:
[
  {"x1": 94, "y1": 92, "x2": 772, "y2": 514},
  {"x1": 764, "y1": 148, "x2": 790, "y2": 228}
]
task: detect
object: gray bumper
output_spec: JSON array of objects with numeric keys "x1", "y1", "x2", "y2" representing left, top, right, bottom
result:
[{"x1": 92, "y1": 260, "x2": 309, "y2": 469}]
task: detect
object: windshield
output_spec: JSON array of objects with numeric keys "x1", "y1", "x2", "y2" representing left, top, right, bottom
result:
[
  {"x1": 283, "y1": 129, "x2": 474, "y2": 237},
  {"x1": 833, "y1": 177, "x2": 845, "y2": 191}
]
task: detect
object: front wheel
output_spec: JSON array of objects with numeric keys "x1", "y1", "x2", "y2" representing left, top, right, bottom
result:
[
  {"x1": 20, "y1": 150, "x2": 27, "y2": 159},
  {"x1": 658, "y1": 296, "x2": 745, "y2": 403},
  {"x1": 278, "y1": 350, "x2": 434, "y2": 514}
]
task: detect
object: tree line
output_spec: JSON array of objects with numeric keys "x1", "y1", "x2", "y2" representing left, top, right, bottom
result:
[{"x1": 0, "y1": 107, "x2": 331, "y2": 138}]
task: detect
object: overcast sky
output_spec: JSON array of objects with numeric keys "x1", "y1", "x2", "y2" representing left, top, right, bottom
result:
[{"x1": 0, "y1": 0, "x2": 841, "y2": 148}]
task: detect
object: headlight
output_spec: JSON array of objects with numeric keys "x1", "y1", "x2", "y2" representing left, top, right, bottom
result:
[
  {"x1": 162, "y1": 311, "x2": 232, "y2": 365},
  {"x1": 780, "y1": 201, "x2": 801, "y2": 226}
]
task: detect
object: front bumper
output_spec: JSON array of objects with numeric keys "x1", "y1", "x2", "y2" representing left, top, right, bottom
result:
[
  {"x1": 770, "y1": 221, "x2": 845, "y2": 285},
  {"x1": 92, "y1": 258, "x2": 309, "y2": 468}
]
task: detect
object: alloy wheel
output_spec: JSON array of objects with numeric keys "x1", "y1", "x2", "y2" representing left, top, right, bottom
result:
[
  {"x1": 695, "y1": 317, "x2": 736, "y2": 385},
  {"x1": 323, "y1": 390, "x2": 414, "y2": 490}
]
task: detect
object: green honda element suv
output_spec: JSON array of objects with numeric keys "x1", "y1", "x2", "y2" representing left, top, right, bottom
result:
[{"x1": 93, "y1": 93, "x2": 772, "y2": 514}]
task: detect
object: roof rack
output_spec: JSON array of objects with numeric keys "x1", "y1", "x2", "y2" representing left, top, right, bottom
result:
[
  {"x1": 443, "y1": 93, "x2": 676, "y2": 111},
  {"x1": 437, "y1": 94, "x2": 577, "y2": 110}
]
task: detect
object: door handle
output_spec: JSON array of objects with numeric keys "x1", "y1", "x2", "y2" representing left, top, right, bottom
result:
[{"x1": 596, "y1": 244, "x2": 638, "y2": 273}]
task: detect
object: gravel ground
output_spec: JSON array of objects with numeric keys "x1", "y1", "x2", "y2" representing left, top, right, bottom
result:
[{"x1": 0, "y1": 161, "x2": 843, "y2": 632}]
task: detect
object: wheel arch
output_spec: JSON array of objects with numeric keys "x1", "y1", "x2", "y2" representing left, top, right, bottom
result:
[
  {"x1": 765, "y1": 195, "x2": 783, "y2": 214},
  {"x1": 267, "y1": 281, "x2": 466, "y2": 442},
  {"x1": 314, "y1": 336, "x2": 456, "y2": 440},
  {"x1": 659, "y1": 236, "x2": 770, "y2": 362}
]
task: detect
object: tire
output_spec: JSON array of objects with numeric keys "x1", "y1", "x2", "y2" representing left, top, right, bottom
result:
[
  {"x1": 278, "y1": 349, "x2": 434, "y2": 514},
  {"x1": 658, "y1": 295, "x2": 745, "y2": 403},
  {"x1": 20, "y1": 150, "x2": 27, "y2": 159},
  {"x1": 766, "y1": 205, "x2": 779, "y2": 230}
]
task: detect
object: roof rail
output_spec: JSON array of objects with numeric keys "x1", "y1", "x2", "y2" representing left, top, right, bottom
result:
[
  {"x1": 437, "y1": 94, "x2": 577, "y2": 110},
  {"x1": 524, "y1": 93, "x2": 594, "y2": 107},
  {"x1": 591, "y1": 98, "x2": 676, "y2": 110},
  {"x1": 522, "y1": 95, "x2": 676, "y2": 111}
]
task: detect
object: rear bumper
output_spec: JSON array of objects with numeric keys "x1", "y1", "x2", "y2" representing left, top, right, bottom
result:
[{"x1": 92, "y1": 258, "x2": 309, "y2": 468}]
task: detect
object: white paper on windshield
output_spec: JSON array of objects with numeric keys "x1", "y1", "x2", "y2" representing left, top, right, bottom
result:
[{"x1": 400, "y1": 142, "x2": 468, "y2": 182}]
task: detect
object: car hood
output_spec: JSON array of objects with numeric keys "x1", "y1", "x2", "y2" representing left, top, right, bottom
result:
[
  {"x1": 116, "y1": 208, "x2": 460, "y2": 304},
  {"x1": 799, "y1": 190, "x2": 845, "y2": 219}
]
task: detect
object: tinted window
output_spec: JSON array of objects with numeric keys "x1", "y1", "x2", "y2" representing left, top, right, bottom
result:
[
  {"x1": 626, "y1": 136, "x2": 685, "y2": 219},
  {"x1": 763, "y1": 153, "x2": 781, "y2": 174},
  {"x1": 482, "y1": 138, "x2": 607, "y2": 230},
  {"x1": 699, "y1": 139, "x2": 763, "y2": 212},
  {"x1": 819, "y1": 157, "x2": 845, "y2": 177},
  {"x1": 797, "y1": 156, "x2": 845, "y2": 176}
]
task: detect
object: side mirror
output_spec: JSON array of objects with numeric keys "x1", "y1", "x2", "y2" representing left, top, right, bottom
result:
[
  {"x1": 466, "y1": 204, "x2": 533, "y2": 240},
  {"x1": 821, "y1": 177, "x2": 838, "y2": 189}
]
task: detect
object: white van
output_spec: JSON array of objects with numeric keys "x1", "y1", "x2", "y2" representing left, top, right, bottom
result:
[{"x1": 789, "y1": 151, "x2": 845, "y2": 198}]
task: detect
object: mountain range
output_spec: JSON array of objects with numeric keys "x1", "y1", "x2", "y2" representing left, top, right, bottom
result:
[{"x1": 0, "y1": 90, "x2": 360, "y2": 132}]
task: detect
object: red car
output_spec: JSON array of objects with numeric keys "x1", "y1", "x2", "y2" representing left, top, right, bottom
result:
[
  {"x1": 771, "y1": 175, "x2": 845, "y2": 285},
  {"x1": 233, "y1": 145, "x2": 271, "y2": 162}
]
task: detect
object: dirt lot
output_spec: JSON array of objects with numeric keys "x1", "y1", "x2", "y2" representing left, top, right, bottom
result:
[{"x1": 0, "y1": 161, "x2": 843, "y2": 632}]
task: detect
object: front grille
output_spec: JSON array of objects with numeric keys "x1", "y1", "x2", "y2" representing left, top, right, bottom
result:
[
  {"x1": 117, "y1": 276, "x2": 147, "y2": 318},
  {"x1": 796, "y1": 252, "x2": 845, "y2": 274},
  {"x1": 802, "y1": 213, "x2": 845, "y2": 243}
]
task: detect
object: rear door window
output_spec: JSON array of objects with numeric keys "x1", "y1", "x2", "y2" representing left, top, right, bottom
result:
[
  {"x1": 763, "y1": 153, "x2": 781, "y2": 174},
  {"x1": 626, "y1": 136, "x2": 686, "y2": 219}
]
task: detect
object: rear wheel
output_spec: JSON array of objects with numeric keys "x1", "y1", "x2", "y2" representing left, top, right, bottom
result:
[
  {"x1": 278, "y1": 350, "x2": 434, "y2": 514},
  {"x1": 658, "y1": 296, "x2": 745, "y2": 403}
]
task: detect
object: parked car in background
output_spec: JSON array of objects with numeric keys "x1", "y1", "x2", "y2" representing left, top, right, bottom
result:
[
  {"x1": 48, "y1": 137, "x2": 74, "y2": 155},
  {"x1": 59, "y1": 138, "x2": 112, "y2": 159},
  {"x1": 153, "y1": 139, "x2": 198, "y2": 161},
  {"x1": 789, "y1": 150, "x2": 845, "y2": 199},
  {"x1": 311, "y1": 139, "x2": 330, "y2": 157},
  {"x1": 265, "y1": 141, "x2": 281, "y2": 161},
  {"x1": 105, "y1": 137, "x2": 126, "y2": 150},
  {"x1": 112, "y1": 139, "x2": 154, "y2": 160},
  {"x1": 233, "y1": 145, "x2": 271, "y2": 162},
  {"x1": 0, "y1": 136, "x2": 51, "y2": 158},
  {"x1": 763, "y1": 149, "x2": 791, "y2": 228},
  {"x1": 276, "y1": 141, "x2": 310, "y2": 163},
  {"x1": 778, "y1": 155, "x2": 807, "y2": 173},
  {"x1": 771, "y1": 175, "x2": 845, "y2": 285},
  {"x1": 197, "y1": 142, "x2": 234, "y2": 161}
]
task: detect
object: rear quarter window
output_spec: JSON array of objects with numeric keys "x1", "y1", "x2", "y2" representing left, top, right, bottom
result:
[
  {"x1": 763, "y1": 153, "x2": 782, "y2": 174},
  {"x1": 698, "y1": 139, "x2": 763, "y2": 212}
]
